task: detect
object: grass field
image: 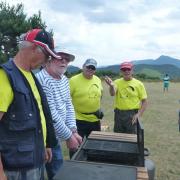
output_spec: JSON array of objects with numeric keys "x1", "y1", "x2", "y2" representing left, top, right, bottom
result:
[{"x1": 63, "y1": 81, "x2": 180, "y2": 180}]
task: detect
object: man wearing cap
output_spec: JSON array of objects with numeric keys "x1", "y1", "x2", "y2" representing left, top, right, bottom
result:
[
  {"x1": 36, "y1": 52, "x2": 82, "y2": 180},
  {"x1": 0, "y1": 29, "x2": 59, "y2": 180},
  {"x1": 104, "y1": 61, "x2": 147, "y2": 134},
  {"x1": 70, "y1": 59, "x2": 103, "y2": 138}
]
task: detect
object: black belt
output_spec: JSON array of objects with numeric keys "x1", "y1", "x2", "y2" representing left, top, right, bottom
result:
[{"x1": 115, "y1": 108, "x2": 138, "y2": 112}]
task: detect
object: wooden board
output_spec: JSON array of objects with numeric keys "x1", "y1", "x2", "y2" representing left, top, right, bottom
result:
[
  {"x1": 137, "y1": 167, "x2": 149, "y2": 180},
  {"x1": 89, "y1": 131, "x2": 137, "y2": 142}
]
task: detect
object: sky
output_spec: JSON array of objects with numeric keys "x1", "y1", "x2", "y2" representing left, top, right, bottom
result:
[{"x1": 2, "y1": 0, "x2": 180, "y2": 67}]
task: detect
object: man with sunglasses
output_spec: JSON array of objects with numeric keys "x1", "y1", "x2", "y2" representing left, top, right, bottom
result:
[
  {"x1": 36, "y1": 52, "x2": 82, "y2": 180},
  {"x1": 70, "y1": 59, "x2": 103, "y2": 139},
  {"x1": 0, "y1": 29, "x2": 59, "y2": 180},
  {"x1": 104, "y1": 61, "x2": 147, "y2": 134}
]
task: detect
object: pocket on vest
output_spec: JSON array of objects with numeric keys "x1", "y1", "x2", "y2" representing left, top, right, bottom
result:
[
  {"x1": 3, "y1": 143, "x2": 34, "y2": 168},
  {"x1": 8, "y1": 111, "x2": 36, "y2": 131}
]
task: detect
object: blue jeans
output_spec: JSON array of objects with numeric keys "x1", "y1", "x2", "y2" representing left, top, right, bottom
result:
[
  {"x1": 5, "y1": 166, "x2": 44, "y2": 180},
  {"x1": 45, "y1": 143, "x2": 63, "y2": 180}
]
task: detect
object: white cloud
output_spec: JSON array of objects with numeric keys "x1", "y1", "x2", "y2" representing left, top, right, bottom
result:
[{"x1": 2, "y1": 0, "x2": 180, "y2": 67}]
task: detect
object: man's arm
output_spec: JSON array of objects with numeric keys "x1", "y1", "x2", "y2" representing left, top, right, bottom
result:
[
  {"x1": 132, "y1": 99, "x2": 148, "y2": 124},
  {"x1": 65, "y1": 82, "x2": 83, "y2": 146},
  {"x1": 0, "y1": 112, "x2": 4, "y2": 121},
  {"x1": 0, "y1": 112, "x2": 7, "y2": 180},
  {"x1": 104, "y1": 76, "x2": 116, "y2": 96},
  {"x1": 0, "y1": 156, "x2": 7, "y2": 180},
  {"x1": 138, "y1": 99, "x2": 148, "y2": 117}
]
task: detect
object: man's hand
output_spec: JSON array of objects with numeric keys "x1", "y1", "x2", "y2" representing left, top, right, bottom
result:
[
  {"x1": 0, "y1": 156, "x2": 7, "y2": 180},
  {"x1": 66, "y1": 134, "x2": 80, "y2": 150},
  {"x1": 73, "y1": 132, "x2": 82, "y2": 145},
  {"x1": 104, "y1": 76, "x2": 114, "y2": 87},
  {"x1": 104, "y1": 76, "x2": 116, "y2": 96},
  {"x1": 132, "y1": 113, "x2": 139, "y2": 125},
  {"x1": 45, "y1": 148, "x2": 52, "y2": 163},
  {"x1": 0, "y1": 172, "x2": 7, "y2": 180}
]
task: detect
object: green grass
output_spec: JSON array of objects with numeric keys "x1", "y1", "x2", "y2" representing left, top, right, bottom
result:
[
  {"x1": 139, "y1": 68, "x2": 161, "y2": 78},
  {"x1": 62, "y1": 81, "x2": 180, "y2": 180}
]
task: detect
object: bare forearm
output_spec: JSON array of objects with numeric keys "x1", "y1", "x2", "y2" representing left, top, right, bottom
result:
[
  {"x1": 0, "y1": 112, "x2": 4, "y2": 121},
  {"x1": 0, "y1": 154, "x2": 2, "y2": 169},
  {"x1": 104, "y1": 76, "x2": 116, "y2": 96},
  {"x1": 109, "y1": 85, "x2": 116, "y2": 96},
  {"x1": 138, "y1": 99, "x2": 147, "y2": 117},
  {"x1": 0, "y1": 154, "x2": 7, "y2": 180}
]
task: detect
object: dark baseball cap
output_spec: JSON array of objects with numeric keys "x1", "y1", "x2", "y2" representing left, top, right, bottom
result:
[{"x1": 22, "y1": 29, "x2": 61, "y2": 59}]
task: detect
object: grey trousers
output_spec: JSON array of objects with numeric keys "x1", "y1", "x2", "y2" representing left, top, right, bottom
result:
[{"x1": 114, "y1": 108, "x2": 138, "y2": 134}]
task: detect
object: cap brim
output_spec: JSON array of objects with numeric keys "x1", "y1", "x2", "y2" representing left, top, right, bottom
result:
[
  {"x1": 120, "y1": 65, "x2": 133, "y2": 70},
  {"x1": 85, "y1": 63, "x2": 97, "y2": 68},
  {"x1": 33, "y1": 40, "x2": 62, "y2": 59},
  {"x1": 58, "y1": 52, "x2": 75, "y2": 61}
]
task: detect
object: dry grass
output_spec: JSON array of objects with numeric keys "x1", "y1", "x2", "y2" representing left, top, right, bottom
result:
[{"x1": 62, "y1": 81, "x2": 180, "y2": 180}]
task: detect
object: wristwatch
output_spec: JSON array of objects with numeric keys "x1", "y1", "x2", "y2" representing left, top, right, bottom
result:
[{"x1": 71, "y1": 128, "x2": 77, "y2": 133}]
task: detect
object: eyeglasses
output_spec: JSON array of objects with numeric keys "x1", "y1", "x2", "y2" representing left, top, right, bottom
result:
[
  {"x1": 86, "y1": 65, "x2": 96, "y2": 70},
  {"x1": 121, "y1": 68, "x2": 131, "y2": 72},
  {"x1": 61, "y1": 57, "x2": 70, "y2": 62}
]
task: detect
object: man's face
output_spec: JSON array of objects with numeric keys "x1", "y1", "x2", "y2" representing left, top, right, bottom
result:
[
  {"x1": 50, "y1": 57, "x2": 69, "y2": 76},
  {"x1": 121, "y1": 68, "x2": 133, "y2": 80},
  {"x1": 30, "y1": 45, "x2": 50, "y2": 69},
  {"x1": 83, "y1": 65, "x2": 96, "y2": 79}
]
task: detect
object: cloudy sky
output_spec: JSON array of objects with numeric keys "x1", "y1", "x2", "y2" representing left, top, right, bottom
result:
[{"x1": 3, "y1": 0, "x2": 180, "y2": 67}]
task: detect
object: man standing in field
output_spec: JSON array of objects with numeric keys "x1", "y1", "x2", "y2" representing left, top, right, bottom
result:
[
  {"x1": 0, "y1": 29, "x2": 58, "y2": 180},
  {"x1": 104, "y1": 61, "x2": 147, "y2": 134},
  {"x1": 70, "y1": 59, "x2": 103, "y2": 138},
  {"x1": 163, "y1": 74, "x2": 170, "y2": 92},
  {"x1": 36, "y1": 51, "x2": 82, "y2": 179}
]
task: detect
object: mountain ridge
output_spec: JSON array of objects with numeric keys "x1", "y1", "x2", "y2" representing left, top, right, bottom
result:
[{"x1": 67, "y1": 55, "x2": 180, "y2": 79}]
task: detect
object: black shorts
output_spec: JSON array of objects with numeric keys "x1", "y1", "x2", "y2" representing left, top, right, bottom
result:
[{"x1": 76, "y1": 120, "x2": 101, "y2": 138}]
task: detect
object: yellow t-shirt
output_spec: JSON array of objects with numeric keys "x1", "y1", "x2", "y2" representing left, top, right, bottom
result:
[
  {"x1": 114, "y1": 78, "x2": 147, "y2": 110},
  {"x1": 70, "y1": 73, "x2": 103, "y2": 122},
  {"x1": 0, "y1": 68, "x2": 47, "y2": 145}
]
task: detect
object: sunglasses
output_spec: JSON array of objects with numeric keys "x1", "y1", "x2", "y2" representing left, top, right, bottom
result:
[
  {"x1": 86, "y1": 65, "x2": 96, "y2": 70},
  {"x1": 61, "y1": 57, "x2": 71, "y2": 62},
  {"x1": 121, "y1": 68, "x2": 131, "y2": 72}
]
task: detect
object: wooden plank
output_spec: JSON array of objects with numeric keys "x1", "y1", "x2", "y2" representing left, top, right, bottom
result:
[
  {"x1": 89, "y1": 131, "x2": 137, "y2": 142},
  {"x1": 89, "y1": 136, "x2": 137, "y2": 142},
  {"x1": 89, "y1": 134, "x2": 136, "y2": 139},
  {"x1": 90, "y1": 131, "x2": 137, "y2": 139},
  {"x1": 137, "y1": 167, "x2": 149, "y2": 180}
]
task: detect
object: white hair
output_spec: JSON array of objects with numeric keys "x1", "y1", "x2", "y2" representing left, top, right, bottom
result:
[{"x1": 18, "y1": 41, "x2": 33, "y2": 50}]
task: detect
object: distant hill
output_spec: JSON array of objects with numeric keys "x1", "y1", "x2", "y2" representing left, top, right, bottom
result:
[
  {"x1": 97, "y1": 64, "x2": 180, "y2": 79},
  {"x1": 134, "y1": 64, "x2": 180, "y2": 79},
  {"x1": 67, "y1": 55, "x2": 180, "y2": 79},
  {"x1": 67, "y1": 65, "x2": 80, "y2": 73},
  {"x1": 133, "y1": 55, "x2": 180, "y2": 68}
]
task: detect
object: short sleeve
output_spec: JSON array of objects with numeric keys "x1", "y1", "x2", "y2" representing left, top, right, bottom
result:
[{"x1": 0, "y1": 69, "x2": 13, "y2": 112}]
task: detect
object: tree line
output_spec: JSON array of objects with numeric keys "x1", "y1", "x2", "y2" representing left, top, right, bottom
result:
[{"x1": 66, "y1": 70, "x2": 161, "y2": 81}]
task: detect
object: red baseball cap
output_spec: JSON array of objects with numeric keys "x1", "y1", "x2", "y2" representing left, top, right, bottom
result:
[
  {"x1": 22, "y1": 29, "x2": 61, "y2": 59},
  {"x1": 120, "y1": 62, "x2": 133, "y2": 70}
]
